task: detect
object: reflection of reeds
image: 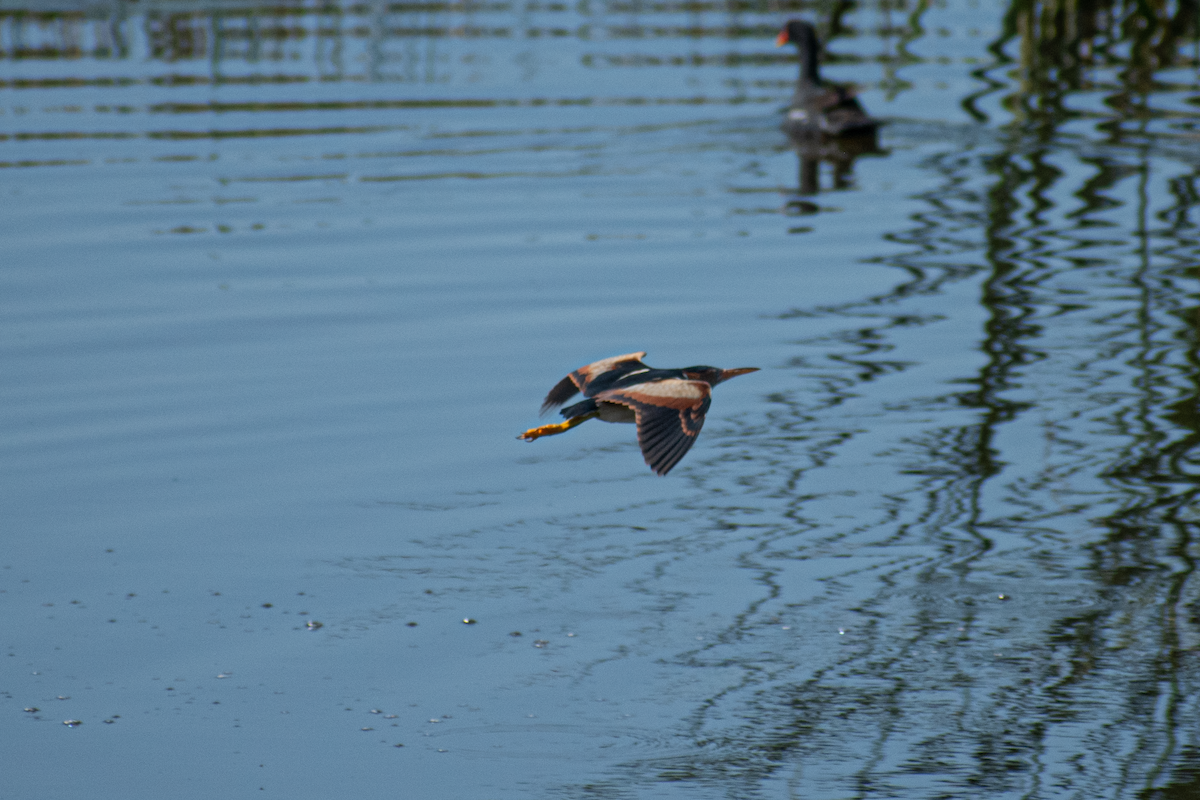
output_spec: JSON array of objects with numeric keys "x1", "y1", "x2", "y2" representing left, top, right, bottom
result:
[
  {"x1": 928, "y1": 138, "x2": 1200, "y2": 794},
  {"x1": 992, "y1": 0, "x2": 1199, "y2": 129},
  {"x1": 662, "y1": 131, "x2": 1200, "y2": 794}
]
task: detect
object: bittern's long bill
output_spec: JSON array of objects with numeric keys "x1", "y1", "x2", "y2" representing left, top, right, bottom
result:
[{"x1": 518, "y1": 352, "x2": 759, "y2": 475}]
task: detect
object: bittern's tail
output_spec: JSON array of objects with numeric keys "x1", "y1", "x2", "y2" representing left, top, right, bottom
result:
[{"x1": 518, "y1": 411, "x2": 599, "y2": 441}]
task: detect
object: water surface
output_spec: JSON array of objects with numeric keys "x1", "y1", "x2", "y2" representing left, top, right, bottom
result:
[{"x1": 3, "y1": 0, "x2": 1200, "y2": 797}]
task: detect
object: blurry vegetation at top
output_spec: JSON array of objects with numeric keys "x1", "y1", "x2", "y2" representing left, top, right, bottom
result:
[
  {"x1": 985, "y1": 0, "x2": 1198, "y2": 132},
  {"x1": 0, "y1": 0, "x2": 1196, "y2": 128}
]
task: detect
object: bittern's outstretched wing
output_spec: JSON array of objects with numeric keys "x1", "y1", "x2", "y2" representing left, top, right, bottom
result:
[
  {"x1": 595, "y1": 379, "x2": 712, "y2": 475},
  {"x1": 539, "y1": 351, "x2": 649, "y2": 414}
]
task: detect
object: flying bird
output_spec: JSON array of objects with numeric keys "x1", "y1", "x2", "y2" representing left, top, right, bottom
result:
[
  {"x1": 518, "y1": 352, "x2": 758, "y2": 475},
  {"x1": 776, "y1": 19, "x2": 880, "y2": 138}
]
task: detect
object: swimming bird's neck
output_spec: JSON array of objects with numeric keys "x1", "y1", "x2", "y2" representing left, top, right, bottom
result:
[{"x1": 798, "y1": 39, "x2": 820, "y2": 85}]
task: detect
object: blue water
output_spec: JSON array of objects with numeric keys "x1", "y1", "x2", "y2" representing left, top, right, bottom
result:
[{"x1": 3, "y1": 0, "x2": 1200, "y2": 797}]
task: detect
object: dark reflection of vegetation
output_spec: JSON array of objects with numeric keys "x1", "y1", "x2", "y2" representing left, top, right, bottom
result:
[
  {"x1": 974, "y1": 0, "x2": 1199, "y2": 134},
  {"x1": 632, "y1": 130, "x2": 1200, "y2": 797},
  {"x1": 615, "y1": 3, "x2": 1199, "y2": 797}
]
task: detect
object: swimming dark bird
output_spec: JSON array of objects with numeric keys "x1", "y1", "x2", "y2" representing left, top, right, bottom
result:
[
  {"x1": 776, "y1": 19, "x2": 880, "y2": 137},
  {"x1": 518, "y1": 352, "x2": 759, "y2": 475}
]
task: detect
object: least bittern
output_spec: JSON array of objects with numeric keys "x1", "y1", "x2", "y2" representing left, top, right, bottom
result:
[
  {"x1": 775, "y1": 19, "x2": 880, "y2": 138},
  {"x1": 519, "y1": 352, "x2": 759, "y2": 475}
]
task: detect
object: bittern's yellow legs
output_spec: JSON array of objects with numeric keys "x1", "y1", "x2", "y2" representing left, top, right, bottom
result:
[{"x1": 518, "y1": 411, "x2": 599, "y2": 441}]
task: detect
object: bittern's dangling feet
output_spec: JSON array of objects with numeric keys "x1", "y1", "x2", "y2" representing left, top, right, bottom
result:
[
  {"x1": 518, "y1": 352, "x2": 758, "y2": 475},
  {"x1": 518, "y1": 411, "x2": 599, "y2": 441}
]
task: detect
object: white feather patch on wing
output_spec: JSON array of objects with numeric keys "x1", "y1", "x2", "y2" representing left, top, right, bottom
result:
[{"x1": 625, "y1": 379, "x2": 709, "y2": 401}]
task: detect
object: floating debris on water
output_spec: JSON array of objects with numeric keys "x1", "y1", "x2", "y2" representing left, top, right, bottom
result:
[
  {"x1": 63, "y1": 720, "x2": 82, "y2": 727},
  {"x1": 24, "y1": 707, "x2": 38, "y2": 713},
  {"x1": 533, "y1": 640, "x2": 549, "y2": 648}
]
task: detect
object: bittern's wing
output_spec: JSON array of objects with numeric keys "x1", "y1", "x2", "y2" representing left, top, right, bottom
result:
[
  {"x1": 595, "y1": 379, "x2": 711, "y2": 475},
  {"x1": 539, "y1": 351, "x2": 649, "y2": 414}
]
